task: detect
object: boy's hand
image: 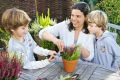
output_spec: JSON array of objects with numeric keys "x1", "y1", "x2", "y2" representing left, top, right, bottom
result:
[
  {"x1": 48, "y1": 50, "x2": 56, "y2": 62},
  {"x1": 49, "y1": 50, "x2": 57, "y2": 56},
  {"x1": 48, "y1": 55, "x2": 55, "y2": 62}
]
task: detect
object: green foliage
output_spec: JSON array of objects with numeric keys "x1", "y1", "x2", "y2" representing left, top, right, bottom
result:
[
  {"x1": 61, "y1": 45, "x2": 81, "y2": 61},
  {"x1": 30, "y1": 8, "x2": 56, "y2": 36},
  {"x1": 95, "y1": 0, "x2": 120, "y2": 45},
  {"x1": 30, "y1": 9, "x2": 57, "y2": 50},
  {"x1": 40, "y1": 40, "x2": 56, "y2": 50},
  {"x1": 58, "y1": 74, "x2": 80, "y2": 80},
  {"x1": 95, "y1": 0, "x2": 120, "y2": 25},
  {"x1": 58, "y1": 75, "x2": 71, "y2": 80},
  {"x1": 0, "y1": 28, "x2": 10, "y2": 49},
  {"x1": 30, "y1": 0, "x2": 57, "y2": 51},
  {"x1": 30, "y1": 6, "x2": 57, "y2": 50},
  {"x1": 29, "y1": 19, "x2": 42, "y2": 36},
  {"x1": 37, "y1": 8, "x2": 56, "y2": 28}
]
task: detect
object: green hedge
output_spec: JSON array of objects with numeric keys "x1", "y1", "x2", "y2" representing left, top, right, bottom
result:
[
  {"x1": 95, "y1": 0, "x2": 120, "y2": 24},
  {"x1": 95, "y1": 0, "x2": 120, "y2": 45}
]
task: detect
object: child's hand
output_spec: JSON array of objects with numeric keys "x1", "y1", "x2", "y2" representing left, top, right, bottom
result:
[
  {"x1": 48, "y1": 55, "x2": 56, "y2": 62},
  {"x1": 49, "y1": 50, "x2": 57, "y2": 56},
  {"x1": 48, "y1": 50, "x2": 56, "y2": 62}
]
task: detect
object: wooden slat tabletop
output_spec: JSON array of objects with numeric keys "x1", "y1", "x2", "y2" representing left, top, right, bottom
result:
[{"x1": 18, "y1": 60, "x2": 120, "y2": 80}]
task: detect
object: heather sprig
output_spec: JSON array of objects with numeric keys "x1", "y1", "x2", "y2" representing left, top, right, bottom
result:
[{"x1": 0, "y1": 51, "x2": 23, "y2": 80}]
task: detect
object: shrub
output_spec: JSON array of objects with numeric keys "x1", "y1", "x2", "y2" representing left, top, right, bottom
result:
[
  {"x1": 95, "y1": 0, "x2": 120, "y2": 45},
  {"x1": 95, "y1": 0, "x2": 120, "y2": 24}
]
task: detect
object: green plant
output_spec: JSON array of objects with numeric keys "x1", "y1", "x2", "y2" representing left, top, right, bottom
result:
[
  {"x1": 58, "y1": 75, "x2": 71, "y2": 80},
  {"x1": 29, "y1": 0, "x2": 57, "y2": 52},
  {"x1": 29, "y1": 12, "x2": 57, "y2": 50},
  {"x1": 58, "y1": 74, "x2": 80, "y2": 80},
  {"x1": 30, "y1": 9, "x2": 56, "y2": 36},
  {"x1": 29, "y1": 19, "x2": 42, "y2": 36},
  {"x1": 37, "y1": 8, "x2": 56, "y2": 28},
  {"x1": 30, "y1": 0, "x2": 57, "y2": 36},
  {"x1": 95, "y1": 0, "x2": 120, "y2": 24},
  {"x1": 61, "y1": 45, "x2": 81, "y2": 61},
  {"x1": 0, "y1": 51, "x2": 22, "y2": 80},
  {"x1": 0, "y1": 27, "x2": 10, "y2": 49}
]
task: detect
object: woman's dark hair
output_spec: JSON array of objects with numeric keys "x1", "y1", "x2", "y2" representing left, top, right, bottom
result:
[{"x1": 68, "y1": 2, "x2": 90, "y2": 34}]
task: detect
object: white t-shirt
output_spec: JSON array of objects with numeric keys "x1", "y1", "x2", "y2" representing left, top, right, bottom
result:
[{"x1": 8, "y1": 32, "x2": 50, "y2": 69}]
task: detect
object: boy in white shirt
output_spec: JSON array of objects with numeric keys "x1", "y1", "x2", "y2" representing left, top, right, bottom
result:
[{"x1": 2, "y1": 8, "x2": 56, "y2": 69}]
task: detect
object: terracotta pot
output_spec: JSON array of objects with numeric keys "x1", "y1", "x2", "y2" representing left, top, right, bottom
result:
[{"x1": 62, "y1": 59, "x2": 78, "y2": 73}]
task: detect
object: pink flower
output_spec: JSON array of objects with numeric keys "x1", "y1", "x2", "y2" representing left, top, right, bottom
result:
[{"x1": 0, "y1": 51, "x2": 22, "y2": 79}]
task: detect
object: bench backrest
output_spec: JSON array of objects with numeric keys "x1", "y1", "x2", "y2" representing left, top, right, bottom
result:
[
  {"x1": 108, "y1": 23, "x2": 120, "y2": 32},
  {"x1": 108, "y1": 23, "x2": 120, "y2": 45}
]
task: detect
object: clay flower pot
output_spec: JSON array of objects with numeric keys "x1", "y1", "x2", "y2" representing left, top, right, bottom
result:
[
  {"x1": 62, "y1": 59, "x2": 78, "y2": 73},
  {"x1": 61, "y1": 45, "x2": 81, "y2": 73}
]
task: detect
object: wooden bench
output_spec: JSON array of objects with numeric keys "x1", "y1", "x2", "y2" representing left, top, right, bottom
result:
[
  {"x1": 108, "y1": 23, "x2": 120, "y2": 32},
  {"x1": 108, "y1": 23, "x2": 120, "y2": 45}
]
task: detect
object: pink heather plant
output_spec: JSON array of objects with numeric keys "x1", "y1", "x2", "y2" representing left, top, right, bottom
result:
[{"x1": 0, "y1": 51, "x2": 22, "y2": 80}]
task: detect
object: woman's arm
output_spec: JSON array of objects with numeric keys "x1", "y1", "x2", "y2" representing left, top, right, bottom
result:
[
  {"x1": 81, "y1": 34, "x2": 94, "y2": 61},
  {"x1": 40, "y1": 31, "x2": 64, "y2": 52}
]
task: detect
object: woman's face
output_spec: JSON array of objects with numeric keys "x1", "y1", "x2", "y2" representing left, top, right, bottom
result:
[{"x1": 71, "y1": 9, "x2": 85, "y2": 29}]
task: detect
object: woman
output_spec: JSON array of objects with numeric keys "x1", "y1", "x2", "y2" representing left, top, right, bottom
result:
[{"x1": 39, "y1": 2, "x2": 94, "y2": 61}]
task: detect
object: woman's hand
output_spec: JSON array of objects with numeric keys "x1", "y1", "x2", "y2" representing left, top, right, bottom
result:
[
  {"x1": 53, "y1": 39, "x2": 65, "y2": 52},
  {"x1": 81, "y1": 46, "x2": 90, "y2": 58}
]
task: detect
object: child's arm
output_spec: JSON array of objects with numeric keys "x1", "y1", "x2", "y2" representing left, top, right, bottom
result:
[
  {"x1": 33, "y1": 46, "x2": 56, "y2": 56},
  {"x1": 27, "y1": 32, "x2": 56, "y2": 56},
  {"x1": 23, "y1": 59, "x2": 50, "y2": 69},
  {"x1": 23, "y1": 53, "x2": 56, "y2": 69},
  {"x1": 8, "y1": 46, "x2": 51, "y2": 69}
]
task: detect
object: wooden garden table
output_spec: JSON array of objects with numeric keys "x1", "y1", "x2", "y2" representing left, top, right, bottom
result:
[{"x1": 18, "y1": 60, "x2": 120, "y2": 80}]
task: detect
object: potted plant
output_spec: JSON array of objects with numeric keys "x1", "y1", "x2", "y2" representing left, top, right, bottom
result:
[
  {"x1": 61, "y1": 45, "x2": 81, "y2": 73},
  {"x1": 0, "y1": 51, "x2": 22, "y2": 80}
]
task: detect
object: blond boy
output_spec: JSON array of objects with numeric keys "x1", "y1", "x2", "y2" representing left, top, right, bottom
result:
[
  {"x1": 87, "y1": 10, "x2": 120, "y2": 71},
  {"x1": 2, "y1": 8, "x2": 56, "y2": 69}
]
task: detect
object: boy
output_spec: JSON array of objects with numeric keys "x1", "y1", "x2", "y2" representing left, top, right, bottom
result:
[
  {"x1": 87, "y1": 10, "x2": 120, "y2": 70},
  {"x1": 2, "y1": 8, "x2": 56, "y2": 69}
]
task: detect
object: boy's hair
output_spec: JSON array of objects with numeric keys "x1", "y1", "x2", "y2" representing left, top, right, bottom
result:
[
  {"x1": 87, "y1": 10, "x2": 108, "y2": 31},
  {"x1": 2, "y1": 8, "x2": 31, "y2": 33}
]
